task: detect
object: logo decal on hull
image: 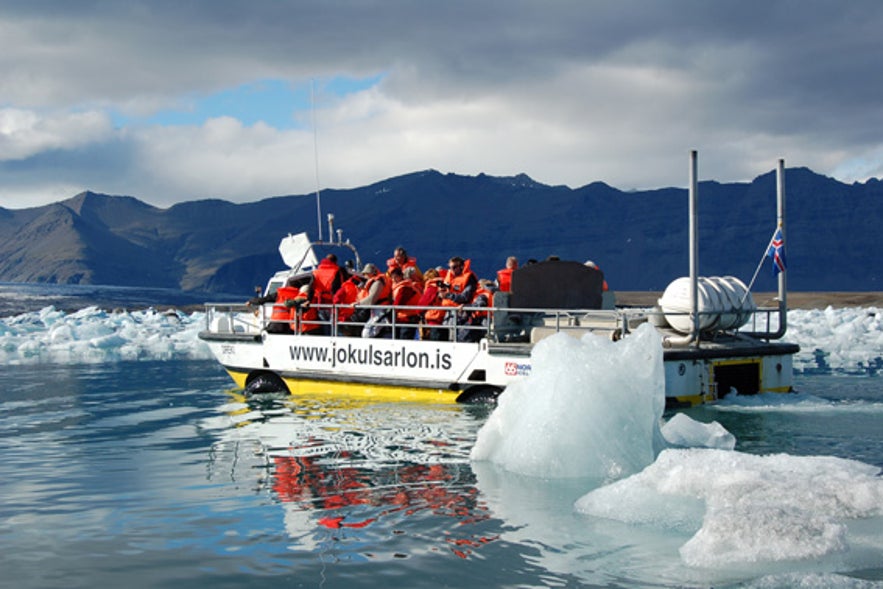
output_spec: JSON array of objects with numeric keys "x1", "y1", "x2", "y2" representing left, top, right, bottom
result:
[{"x1": 504, "y1": 361, "x2": 531, "y2": 376}]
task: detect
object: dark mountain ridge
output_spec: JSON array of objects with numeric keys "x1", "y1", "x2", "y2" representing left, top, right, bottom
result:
[{"x1": 0, "y1": 168, "x2": 879, "y2": 295}]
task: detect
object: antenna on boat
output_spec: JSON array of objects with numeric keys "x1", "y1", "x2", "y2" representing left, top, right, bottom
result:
[
  {"x1": 327, "y1": 213, "x2": 336, "y2": 244},
  {"x1": 311, "y1": 79, "x2": 323, "y2": 241}
]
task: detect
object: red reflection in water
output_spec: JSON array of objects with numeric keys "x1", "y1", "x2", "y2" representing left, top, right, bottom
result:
[{"x1": 271, "y1": 454, "x2": 497, "y2": 557}]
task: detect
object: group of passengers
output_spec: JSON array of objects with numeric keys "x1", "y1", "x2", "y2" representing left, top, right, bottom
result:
[{"x1": 249, "y1": 246, "x2": 504, "y2": 342}]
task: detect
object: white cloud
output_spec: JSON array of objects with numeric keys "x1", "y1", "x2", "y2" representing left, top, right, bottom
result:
[
  {"x1": 0, "y1": 108, "x2": 113, "y2": 161},
  {"x1": 1, "y1": 1, "x2": 883, "y2": 209}
]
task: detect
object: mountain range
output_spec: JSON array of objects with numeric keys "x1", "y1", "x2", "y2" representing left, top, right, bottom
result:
[{"x1": 0, "y1": 168, "x2": 880, "y2": 295}]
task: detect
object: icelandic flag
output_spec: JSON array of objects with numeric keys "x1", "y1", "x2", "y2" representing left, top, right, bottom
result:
[{"x1": 767, "y1": 227, "x2": 786, "y2": 275}]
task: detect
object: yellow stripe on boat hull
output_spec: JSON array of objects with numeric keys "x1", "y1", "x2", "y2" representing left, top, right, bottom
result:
[{"x1": 225, "y1": 369, "x2": 461, "y2": 404}]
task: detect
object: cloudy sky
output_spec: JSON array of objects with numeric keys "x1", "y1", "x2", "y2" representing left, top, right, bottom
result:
[{"x1": 2, "y1": 1, "x2": 882, "y2": 209}]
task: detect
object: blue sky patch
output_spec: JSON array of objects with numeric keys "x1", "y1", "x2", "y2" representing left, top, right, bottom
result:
[{"x1": 111, "y1": 74, "x2": 383, "y2": 129}]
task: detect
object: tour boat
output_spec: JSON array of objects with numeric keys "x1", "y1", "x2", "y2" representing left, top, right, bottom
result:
[{"x1": 199, "y1": 153, "x2": 799, "y2": 407}]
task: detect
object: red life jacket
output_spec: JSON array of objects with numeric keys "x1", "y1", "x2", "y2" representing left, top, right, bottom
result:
[
  {"x1": 311, "y1": 259, "x2": 342, "y2": 304},
  {"x1": 496, "y1": 268, "x2": 514, "y2": 292},
  {"x1": 292, "y1": 295, "x2": 321, "y2": 334},
  {"x1": 392, "y1": 279, "x2": 422, "y2": 322},
  {"x1": 333, "y1": 277, "x2": 361, "y2": 322},
  {"x1": 420, "y1": 279, "x2": 446, "y2": 324}
]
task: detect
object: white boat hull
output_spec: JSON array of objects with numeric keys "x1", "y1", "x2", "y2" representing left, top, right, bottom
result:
[{"x1": 200, "y1": 321, "x2": 797, "y2": 407}]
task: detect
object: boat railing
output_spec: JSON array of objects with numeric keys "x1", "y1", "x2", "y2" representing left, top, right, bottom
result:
[
  {"x1": 201, "y1": 301, "x2": 785, "y2": 343},
  {"x1": 203, "y1": 303, "x2": 263, "y2": 335},
  {"x1": 737, "y1": 306, "x2": 783, "y2": 340},
  {"x1": 202, "y1": 301, "x2": 639, "y2": 343}
]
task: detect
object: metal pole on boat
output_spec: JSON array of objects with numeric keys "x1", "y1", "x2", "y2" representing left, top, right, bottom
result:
[
  {"x1": 689, "y1": 149, "x2": 700, "y2": 343},
  {"x1": 662, "y1": 150, "x2": 701, "y2": 348},
  {"x1": 739, "y1": 158, "x2": 789, "y2": 341},
  {"x1": 776, "y1": 158, "x2": 788, "y2": 334},
  {"x1": 312, "y1": 79, "x2": 323, "y2": 241}
]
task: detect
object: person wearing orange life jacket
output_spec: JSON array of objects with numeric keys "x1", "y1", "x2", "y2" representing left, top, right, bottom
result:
[
  {"x1": 495, "y1": 256, "x2": 518, "y2": 292},
  {"x1": 248, "y1": 275, "x2": 303, "y2": 334},
  {"x1": 386, "y1": 246, "x2": 424, "y2": 283},
  {"x1": 390, "y1": 267, "x2": 422, "y2": 340},
  {"x1": 404, "y1": 266, "x2": 424, "y2": 293},
  {"x1": 457, "y1": 279, "x2": 495, "y2": 342},
  {"x1": 472, "y1": 279, "x2": 495, "y2": 318},
  {"x1": 417, "y1": 268, "x2": 446, "y2": 341},
  {"x1": 355, "y1": 263, "x2": 392, "y2": 306},
  {"x1": 351, "y1": 263, "x2": 392, "y2": 338},
  {"x1": 438, "y1": 256, "x2": 479, "y2": 341},
  {"x1": 439, "y1": 256, "x2": 478, "y2": 306}
]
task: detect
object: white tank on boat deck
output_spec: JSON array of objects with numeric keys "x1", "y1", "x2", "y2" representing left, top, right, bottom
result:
[{"x1": 658, "y1": 276, "x2": 755, "y2": 334}]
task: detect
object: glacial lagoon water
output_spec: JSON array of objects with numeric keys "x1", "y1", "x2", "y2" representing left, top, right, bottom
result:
[{"x1": 0, "y1": 284, "x2": 881, "y2": 588}]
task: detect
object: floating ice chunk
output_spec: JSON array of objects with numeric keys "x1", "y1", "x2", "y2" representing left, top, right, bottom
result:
[
  {"x1": 787, "y1": 307, "x2": 882, "y2": 374},
  {"x1": 471, "y1": 323, "x2": 666, "y2": 480},
  {"x1": 575, "y1": 448, "x2": 883, "y2": 567},
  {"x1": 0, "y1": 305, "x2": 212, "y2": 364},
  {"x1": 661, "y1": 413, "x2": 736, "y2": 450}
]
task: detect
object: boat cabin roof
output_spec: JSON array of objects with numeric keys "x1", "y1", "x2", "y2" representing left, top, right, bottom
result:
[{"x1": 509, "y1": 260, "x2": 604, "y2": 310}]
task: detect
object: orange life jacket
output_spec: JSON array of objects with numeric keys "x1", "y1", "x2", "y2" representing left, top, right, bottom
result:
[
  {"x1": 386, "y1": 255, "x2": 423, "y2": 281},
  {"x1": 392, "y1": 279, "x2": 422, "y2": 322},
  {"x1": 471, "y1": 288, "x2": 494, "y2": 319},
  {"x1": 441, "y1": 260, "x2": 477, "y2": 308},
  {"x1": 358, "y1": 274, "x2": 392, "y2": 305},
  {"x1": 496, "y1": 268, "x2": 514, "y2": 292},
  {"x1": 270, "y1": 286, "x2": 300, "y2": 326}
]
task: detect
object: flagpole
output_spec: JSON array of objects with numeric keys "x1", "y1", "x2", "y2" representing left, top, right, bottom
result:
[
  {"x1": 743, "y1": 226, "x2": 779, "y2": 301},
  {"x1": 775, "y1": 158, "x2": 787, "y2": 334}
]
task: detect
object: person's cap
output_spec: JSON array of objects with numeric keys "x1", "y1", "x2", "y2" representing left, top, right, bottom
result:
[{"x1": 362, "y1": 263, "x2": 378, "y2": 275}]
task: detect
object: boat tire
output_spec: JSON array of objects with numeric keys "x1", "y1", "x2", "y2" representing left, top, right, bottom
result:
[
  {"x1": 244, "y1": 372, "x2": 290, "y2": 396},
  {"x1": 457, "y1": 386, "x2": 502, "y2": 405}
]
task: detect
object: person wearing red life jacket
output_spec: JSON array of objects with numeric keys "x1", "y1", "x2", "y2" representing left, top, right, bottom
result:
[
  {"x1": 290, "y1": 285, "x2": 323, "y2": 335},
  {"x1": 390, "y1": 267, "x2": 422, "y2": 340},
  {"x1": 495, "y1": 256, "x2": 518, "y2": 292},
  {"x1": 332, "y1": 272, "x2": 364, "y2": 335},
  {"x1": 305, "y1": 253, "x2": 348, "y2": 335},
  {"x1": 310, "y1": 253, "x2": 348, "y2": 305},
  {"x1": 386, "y1": 246, "x2": 424, "y2": 283}
]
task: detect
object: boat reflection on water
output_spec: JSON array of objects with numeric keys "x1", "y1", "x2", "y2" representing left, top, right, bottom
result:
[{"x1": 212, "y1": 390, "x2": 499, "y2": 560}]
